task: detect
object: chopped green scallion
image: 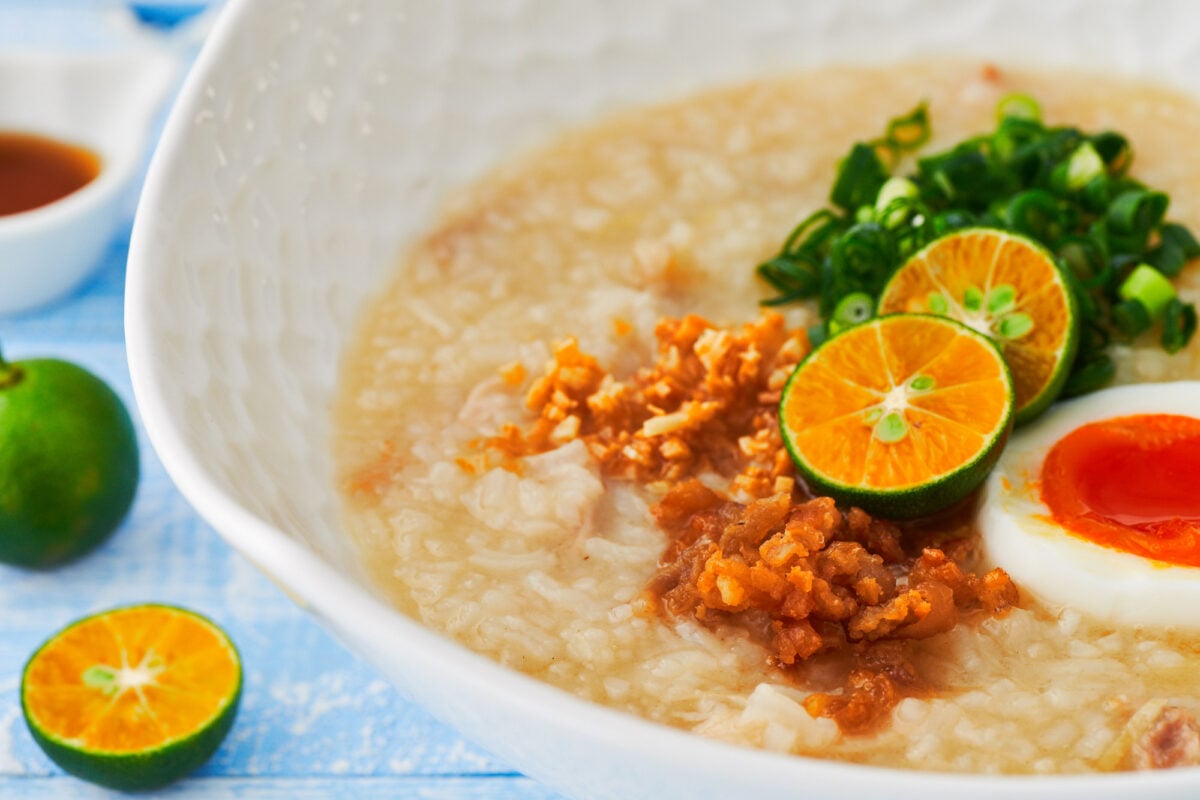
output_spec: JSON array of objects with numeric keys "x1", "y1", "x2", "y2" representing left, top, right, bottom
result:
[
  {"x1": 996, "y1": 93, "x2": 1041, "y2": 122},
  {"x1": 1066, "y1": 142, "x2": 1105, "y2": 190},
  {"x1": 832, "y1": 292, "x2": 876, "y2": 328},
  {"x1": 1162, "y1": 299, "x2": 1199, "y2": 353},
  {"x1": 884, "y1": 104, "x2": 931, "y2": 151},
  {"x1": 830, "y1": 143, "x2": 888, "y2": 212},
  {"x1": 1119, "y1": 264, "x2": 1177, "y2": 320},
  {"x1": 1112, "y1": 298, "x2": 1152, "y2": 339},
  {"x1": 755, "y1": 96, "x2": 1199, "y2": 404},
  {"x1": 875, "y1": 177, "x2": 919, "y2": 227}
]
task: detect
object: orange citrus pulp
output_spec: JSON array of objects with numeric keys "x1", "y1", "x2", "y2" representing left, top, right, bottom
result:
[
  {"x1": 780, "y1": 313, "x2": 1014, "y2": 518},
  {"x1": 877, "y1": 228, "x2": 1077, "y2": 424},
  {"x1": 22, "y1": 604, "x2": 241, "y2": 791}
]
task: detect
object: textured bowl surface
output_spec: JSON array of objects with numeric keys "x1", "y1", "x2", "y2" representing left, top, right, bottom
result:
[{"x1": 127, "y1": 0, "x2": 1200, "y2": 797}]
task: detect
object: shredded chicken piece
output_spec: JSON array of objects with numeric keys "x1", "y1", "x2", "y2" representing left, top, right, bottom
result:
[
  {"x1": 647, "y1": 483, "x2": 1018, "y2": 733},
  {"x1": 479, "y1": 312, "x2": 805, "y2": 495},
  {"x1": 1100, "y1": 699, "x2": 1200, "y2": 771},
  {"x1": 1132, "y1": 705, "x2": 1200, "y2": 770}
]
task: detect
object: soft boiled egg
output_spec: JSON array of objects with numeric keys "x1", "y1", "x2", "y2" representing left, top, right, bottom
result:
[{"x1": 980, "y1": 380, "x2": 1200, "y2": 628}]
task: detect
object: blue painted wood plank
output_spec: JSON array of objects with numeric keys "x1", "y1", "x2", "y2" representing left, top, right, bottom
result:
[
  {"x1": 0, "y1": 776, "x2": 563, "y2": 799},
  {"x1": 0, "y1": 3, "x2": 566, "y2": 797}
]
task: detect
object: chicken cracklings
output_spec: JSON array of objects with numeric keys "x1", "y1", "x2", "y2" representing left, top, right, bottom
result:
[
  {"x1": 649, "y1": 482, "x2": 1018, "y2": 732},
  {"x1": 476, "y1": 312, "x2": 1019, "y2": 733}
]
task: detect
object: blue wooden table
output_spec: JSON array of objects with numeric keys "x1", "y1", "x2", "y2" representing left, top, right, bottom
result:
[{"x1": 0, "y1": 3, "x2": 564, "y2": 797}]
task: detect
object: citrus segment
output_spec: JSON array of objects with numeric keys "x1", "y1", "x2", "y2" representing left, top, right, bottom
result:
[
  {"x1": 874, "y1": 313, "x2": 960, "y2": 383},
  {"x1": 910, "y1": 383, "x2": 1012, "y2": 437},
  {"x1": 877, "y1": 228, "x2": 1078, "y2": 424},
  {"x1": 780, "y1": 313, "x2": 1014, "y2": 519},
  {"x1": 780, "y1": 357, "x2": 885, "y2": 430},
  {"x1": 786, "y1": 412, "x2": 876, "y2": 486},
  {"x1": 21, "y1": 604, "x2": 241, "y2": 791}
]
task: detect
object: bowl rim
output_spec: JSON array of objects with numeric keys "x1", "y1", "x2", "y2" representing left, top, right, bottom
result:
[
  {"x1": 124, "y1": 0, "x2": 1200, "y2": 794},
  {"x1": 0, "y1": 49, "x2": 177, "y2": 236}
]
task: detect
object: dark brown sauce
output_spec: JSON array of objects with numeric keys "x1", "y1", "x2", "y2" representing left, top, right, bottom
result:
[{"x1": 0, "y1": 131, "x2": 101, "y2": 217}]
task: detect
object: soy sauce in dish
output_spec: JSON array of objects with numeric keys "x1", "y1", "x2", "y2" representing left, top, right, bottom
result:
[{"x1": 0, "y1": 131, "x2": 101, "y2": 217}]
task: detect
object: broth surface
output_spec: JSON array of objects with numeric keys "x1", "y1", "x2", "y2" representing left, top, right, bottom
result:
[{"x1": 335, "y1": 62, "x2": 1200, "y2": 774}]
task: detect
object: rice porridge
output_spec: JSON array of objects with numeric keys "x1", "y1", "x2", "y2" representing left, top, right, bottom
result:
[{"x1": 334, "y1": 62, "x2": 1200, "y2": 774}]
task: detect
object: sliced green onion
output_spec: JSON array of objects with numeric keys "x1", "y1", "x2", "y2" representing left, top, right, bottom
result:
[
  {"x1": 1119, "y1": 264, "x2": 1176, "y2": 320},
  {"x1": 830, "y1": 143, "x2": 888, "y2": 212},
  {"x1": 1072, "y1": 323, "x2": 1111, "y2": 371},
  {"x1": 996, "y1": 93, "x2": 1041, "y2": 122},
  {"x1": 929, "y1": 209, "x2": 977, "y2": 237},
  {"x1": 1147, "y1": 223, "x2": 1200, "y2": 278},
  {"x1": 1107, "y1": 190, "x2": 1169, "y2": 251},
  {"x1": 884, "y1": 104, "x2": 931, "y2": 151},
  {"x1": 1075, "y1": 175, "x2": 1111, "y2": 214},
  {"x1": 780, "y1": 209, "x2": 843, "y2": 255},
  {"x1": 832, "y1": 292, "x2": 875, "y2": 327},
  {"x1": 1065, "y1": 142, "x2": 1105, "y2": 191},
  {"x1": 1090, "y1": 131, "x2": 1132, "y2": 176},
  {"x1": 1112, "y1": 298, "x2": 1151, "y2": 339},
  {"x1": 875, "y1": 177, "x2": 919, "y2": 227},
  {"x1": 1167, "y1": 222, "x2": 1200, "y2": 255},
  {"x1": 1006, "y1": 189, "x2": 1064, "y2": 241},
  {"x1": 1162, "y1": 299, "x2": 1198, "y2": 353},
  {"x1": 757, "y1": 251, "x2": 820, "y2": 295},
  {"x1": 1056, "y1": 235, "x2": 1107, "y2": 282},
  {"x1": 823, "y1": 223, "x2": 894, "y2": 315},
  {"x1": 758, "y1": 95, "x2": 1194, "y2": 409}
]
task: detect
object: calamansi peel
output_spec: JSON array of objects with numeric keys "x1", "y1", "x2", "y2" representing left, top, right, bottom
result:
[{"x1": 0, "y1": 349, "x2": 139, "y2": 567}]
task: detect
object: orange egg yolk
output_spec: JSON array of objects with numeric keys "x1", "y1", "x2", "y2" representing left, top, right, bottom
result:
[{"x1": 1041, "y1": 413, "x2": 1200, "y2": 567}]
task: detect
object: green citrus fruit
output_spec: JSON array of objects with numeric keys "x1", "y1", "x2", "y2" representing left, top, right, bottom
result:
[
  {"x1": 0, "y1": 353, "x2": 139, "y2": 567},
  {"x1": 876, "y1": 228, "x2": 1079, "y2": 425},
  {"x1": 780, "y1": 313, "x2": 1014, "y2": 519},
  {"x1": 21, "y1": 604, "x2": 242, "y2": 791}
]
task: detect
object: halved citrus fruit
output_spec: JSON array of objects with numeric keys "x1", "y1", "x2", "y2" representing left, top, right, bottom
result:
[
  {"x1": 780, "y1": 313, "x2": 1014, "y2": 519},
  {"x1": 21, "y1": 604, "x2": 241, "y2": 791},
  {"x1": 877, "y1": 228, "x2": 1078, "y2": 425}
]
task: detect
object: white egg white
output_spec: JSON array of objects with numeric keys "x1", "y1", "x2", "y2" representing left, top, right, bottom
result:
[{"x1": 979, "y1": 380, "x2": 1200, "y2": 628}]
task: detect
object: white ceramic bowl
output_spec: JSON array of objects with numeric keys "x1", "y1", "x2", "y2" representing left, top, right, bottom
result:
[
  {"x1": 126, "y1": 0, "x2": 1200, "y2": 797},
  {"x1": 0, "y1": 50, "x2": 176, "y2": 315}
]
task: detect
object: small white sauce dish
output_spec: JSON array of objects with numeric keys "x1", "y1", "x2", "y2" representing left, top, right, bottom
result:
[{"x1": 0, "y1": 50, "x2": 178, "y2": 315}]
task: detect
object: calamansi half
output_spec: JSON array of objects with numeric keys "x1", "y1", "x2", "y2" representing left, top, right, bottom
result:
[
  {"x1": 780, "y1": 313, "x2": 1014, "y2": 519},
  {"x1": 22, "y1": 604, "x2": 242, "y2": 791},
  {"x1": 0, "y1": 351, "x2": 139, "y2": 567}
]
